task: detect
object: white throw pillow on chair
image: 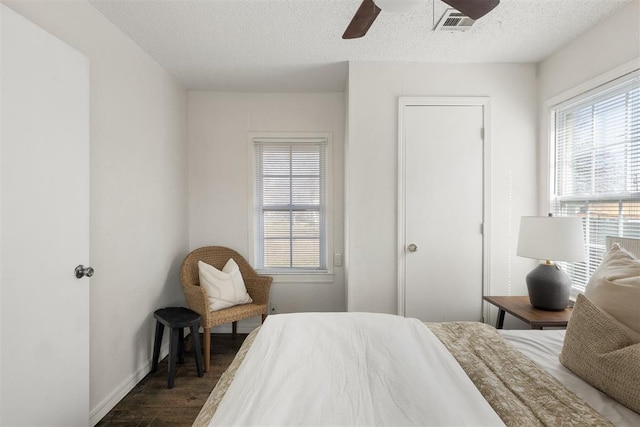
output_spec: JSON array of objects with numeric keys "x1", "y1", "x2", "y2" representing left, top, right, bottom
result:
[{"x1": 198, "y1": 259, "x2": 253, "y2": 312}]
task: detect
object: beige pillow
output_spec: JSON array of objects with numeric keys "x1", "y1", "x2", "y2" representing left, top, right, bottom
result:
[
  {"x1": 560, "y1": 294, "x2": 640, "y2": 413},
  {"x1": 198, "y1": 259, "x2": 253, "y2": 312},
  {"x1": 585, "y1": 243, "x2": 640, "y2": 335}
]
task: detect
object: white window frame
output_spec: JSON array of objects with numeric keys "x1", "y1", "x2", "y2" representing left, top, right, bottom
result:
[
  {"x1": 545, "y1": 60, "x2": 640, "y2": 295},
  {"x1": 248, "y1": 132, "x2": 334, "y2": 283}
]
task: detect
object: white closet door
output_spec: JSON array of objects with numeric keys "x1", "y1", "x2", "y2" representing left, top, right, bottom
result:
[{"x1": 400, "y1": 102, "x2": 485, "y2": 322}]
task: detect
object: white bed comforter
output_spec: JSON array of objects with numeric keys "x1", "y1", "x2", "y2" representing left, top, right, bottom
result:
[{"x1": 209, "y1": 312, "x2": 504, "y2": 427}]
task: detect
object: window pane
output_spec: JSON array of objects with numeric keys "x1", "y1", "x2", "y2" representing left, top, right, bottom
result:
[
  {"x1": 264, "y1": 239, "x2": 290, "y2": 268},
  {"x1": 264, "y1": 211, "x2": 290, "y2": 238},
  {"x1": 595, "y1": 94, "x2": 626, "y2": 147},
  {"x1": 594, "y1": 144, "x2": 626, "y2": 194},
  {"x1": 262, "y1": 151, "x2": 290, "y2": 175},
  {"x1": 292, "y1": 239, "x2": 320, "y2": 268},
  {"x1": 292, "y1": 177, "x2": 319, "y2": 205},
  {"x1": 551, "y1": 71, "x2": 640, "y2": 293},
  {"x1": 292, "y1": 150, "x2": 320, "y2": 176},
  {"x1": 586, "y1": 210, "x2": 619, "y2": 245},
  {"x1": 621, "y1": 201, "x2": 640, "y2": 235},
  {"x1": 569, "y1": 150, "x2": 594, "y2": 195},
  {"x1": 292, "y1": 211, "x2": 319, "y2": 237},
  {"x1": 263, "y1": 177, "x2": 290, "y2": 205}
]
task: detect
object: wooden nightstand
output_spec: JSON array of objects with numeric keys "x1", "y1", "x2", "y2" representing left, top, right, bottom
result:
[{"x1": 483, "y1": 295, "x2": 573, "y2": 329}]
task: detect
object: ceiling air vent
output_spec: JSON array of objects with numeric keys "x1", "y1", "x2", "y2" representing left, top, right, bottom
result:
[{"x1": 434, "y1": 8, "x2": 475, "y2": 32}]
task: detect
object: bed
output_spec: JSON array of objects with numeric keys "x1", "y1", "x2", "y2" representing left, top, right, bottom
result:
[{"x1": 194, "y1": 237, "x2": 640, "y2": 426}]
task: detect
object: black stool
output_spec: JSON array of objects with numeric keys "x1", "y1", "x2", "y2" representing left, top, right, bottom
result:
[{"x1": 151, "y1": 307, "x2": 204, "y2": 388}]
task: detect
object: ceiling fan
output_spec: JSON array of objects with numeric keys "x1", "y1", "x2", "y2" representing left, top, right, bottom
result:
[{"x1": 342, "y1": 0, "x2": 500, "y2": 39}]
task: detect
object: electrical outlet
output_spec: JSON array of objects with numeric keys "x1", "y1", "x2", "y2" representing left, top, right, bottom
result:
[{"x1": 269, "y1": 303, "x2": 278, "y2": 314}]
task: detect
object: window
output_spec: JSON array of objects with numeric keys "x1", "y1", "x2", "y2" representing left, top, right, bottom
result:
[
  {"x1": 251, "y1": 134, "x2": 330, "y2": 274},
  {"x1": 550, "y1": 70, "x2": 640, "y2": 293}
]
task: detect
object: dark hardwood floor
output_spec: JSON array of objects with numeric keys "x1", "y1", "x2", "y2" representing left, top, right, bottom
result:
[{"x1": 97, "y1": 333, "x2": 247, "y2": 426}]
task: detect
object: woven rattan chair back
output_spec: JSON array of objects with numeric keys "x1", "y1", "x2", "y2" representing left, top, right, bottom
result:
[
  {"x1": 180, "y1": 246, "x2": 259, "y2": 288},
  {"x1": 179, "y1": 246, "x2": 272, "y2": 372}
]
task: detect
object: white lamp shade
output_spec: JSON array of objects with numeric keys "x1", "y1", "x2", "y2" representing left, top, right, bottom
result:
[
  {"x1": 517, "y1": 216, "x2": 586, "y2": 262},
  {"x1": 373, "y1": 0, "x2": 425, "y2": 13}
]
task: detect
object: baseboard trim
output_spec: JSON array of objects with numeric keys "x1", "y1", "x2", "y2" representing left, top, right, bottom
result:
[
  {"x1": 89, "y1": 321, "x2": 260, "y2": 425},
  {"x1": 89, "y1": 342, "x2": 169, "y2": 426}
]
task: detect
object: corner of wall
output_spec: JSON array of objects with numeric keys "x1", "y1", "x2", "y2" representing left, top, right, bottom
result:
[{"x1": 343, "y1": 78, "x2": 351, "y2": 311}]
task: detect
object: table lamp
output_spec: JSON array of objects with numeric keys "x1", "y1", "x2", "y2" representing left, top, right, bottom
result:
[{"x1": 517, "y1": 215, "x2": 586, "y2": 310}]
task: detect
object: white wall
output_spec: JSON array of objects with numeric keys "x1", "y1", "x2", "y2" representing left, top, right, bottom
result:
[
  {"x1": 0, "y1": 6, "x2": 3, "y2": 413},
  {"x1": 1, "y1": 0, "x2": 189, "y2": 423},
  {"x1": 537, "y1": 0, "x2": 640, "y2": 209},
  {"x1": 188, "y1": 92, "x2": 346, "y2": 326},
  {"x1": 346, "y1": 62, "x2": 538, "y2": 322}
]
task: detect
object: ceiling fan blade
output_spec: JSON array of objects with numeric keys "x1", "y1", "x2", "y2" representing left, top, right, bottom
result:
[
  {"x1": 442, "y1": 0, "x2": 500, "y2": 20},
  {"x1": 343, "y1": 0, "x2": 382, "y2": 39}
]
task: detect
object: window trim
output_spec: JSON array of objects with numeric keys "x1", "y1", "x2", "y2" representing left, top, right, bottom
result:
[
  {"x1": 544, "y1": 60, "x2": 640, "y2": 295},
  {"x1": 247, "y1": 132, "x2": 334, "y2": 282}
]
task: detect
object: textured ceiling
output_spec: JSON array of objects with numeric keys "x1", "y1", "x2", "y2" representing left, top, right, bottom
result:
[{"x1": 89, "y1": 0, "x2": 632, "y2": 92}]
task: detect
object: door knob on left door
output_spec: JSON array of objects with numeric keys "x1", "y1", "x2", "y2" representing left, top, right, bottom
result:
[
  {"x1": 408, "y1": 243, "x2": 418, "y2": 252},
  {"x1": 74, "y1": 265, "x2": 94, "y2": 279}
]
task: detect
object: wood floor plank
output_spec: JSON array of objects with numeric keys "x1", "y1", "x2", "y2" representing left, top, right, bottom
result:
[{"x1": 97, "y1": 333, "x2": 247, "y2": 426}]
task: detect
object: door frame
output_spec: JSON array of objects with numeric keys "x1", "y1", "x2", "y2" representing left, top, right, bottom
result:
[{"x1": 397, "y1": 97, "x2": 492, "y2": 319}]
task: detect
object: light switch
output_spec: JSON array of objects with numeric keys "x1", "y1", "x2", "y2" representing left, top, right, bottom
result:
[{"x1": 334, "y1": 253, "x2": 343, "y2": 267}]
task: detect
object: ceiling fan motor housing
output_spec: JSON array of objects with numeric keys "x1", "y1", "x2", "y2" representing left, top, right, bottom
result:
[{"x1": 373, "y1": 0, "x2": 426, "y2": 13}]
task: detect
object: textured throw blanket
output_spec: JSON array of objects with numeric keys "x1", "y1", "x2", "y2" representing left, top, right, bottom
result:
[
  {"x1": 194, "y1": 320, "x2": 611, "y2": 427},
  {"x1": 427, "y1": 322, "x2": 611, "y2": 426}
]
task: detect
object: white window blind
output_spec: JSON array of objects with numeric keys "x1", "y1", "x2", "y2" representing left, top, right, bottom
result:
[
  {"x1": 253, "y1": 138, "x2": 327, "y2": 271},
  {"x1": 551, "y1": 70, "x2": 640, "y2": 292}
]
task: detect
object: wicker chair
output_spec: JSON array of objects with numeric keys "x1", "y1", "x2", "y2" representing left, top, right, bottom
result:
[{"x1": 180, "y1": 246, "x2": 272, "y2": 372}]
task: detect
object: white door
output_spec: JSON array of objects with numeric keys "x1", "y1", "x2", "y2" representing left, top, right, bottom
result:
[
  {"x1": 399, "y1": 100, "x2": 486, "y2": 322},
  {"x1": 1, "y1": 5, "x2": 90, "y2": 425}
]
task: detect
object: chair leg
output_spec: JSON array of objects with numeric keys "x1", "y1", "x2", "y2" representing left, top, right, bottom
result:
[
  {"x1": 168, "y1": 328, "x2": 179, "y2": 389},
  {"x1": 151, "y1": 321, "x2": 164, "y2": 373},
  {"x1": 178, "y1": 328, "x2": 185, "y2": 364},
  {"x1": 232, "y1": 321, "x2": 237, "y2": 337},
  {"x1": 203, "y1": 327, "x2": 211, "y2": 373},
  {"x1": 190, "y1": 325, "x2": 204, "y2": 377}
]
